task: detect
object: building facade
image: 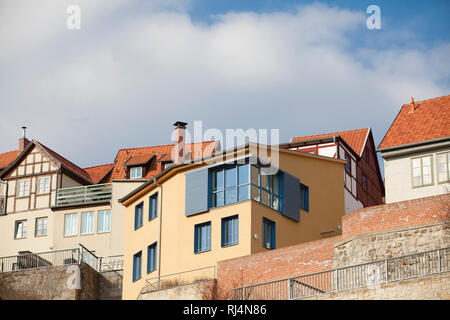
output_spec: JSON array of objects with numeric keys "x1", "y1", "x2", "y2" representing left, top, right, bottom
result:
[
  {"x1": 282, "y1": 128, "x2": 385, "y2": 213},
  {"x1": 378, "y1": 95, "x2": 450, "y2": 203},
  {"x1": 119, "y1": 142, "x2": 347, "y2": 299}
]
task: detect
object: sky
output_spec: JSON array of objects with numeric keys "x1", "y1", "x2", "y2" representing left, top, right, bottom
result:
[{"x1": 0, "y1": 0, "x2": 449, "y2": 171}]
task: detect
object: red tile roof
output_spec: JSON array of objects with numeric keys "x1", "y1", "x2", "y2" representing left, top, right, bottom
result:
[
  {"x1": 109, "y1": 141, "x2": 218, "y2": 181},
  {"x1": 292, "y1": 128, "x2": 370, "y2": 156},
  {"x1": 378, "y1": 95, "x2": 450, "y2": 150},
  {"x1": 83, "y1": 163, "x2": 115, "y2": 184},
  {"x1": 38, "y1": 142, "x2": 93, "y2": 183},
  {"x1": 0, "y1": 150, "x2": 18, "y2": 168},
  {"x1": 125, "y1": 154, "x2": 154, "y2": 166}
]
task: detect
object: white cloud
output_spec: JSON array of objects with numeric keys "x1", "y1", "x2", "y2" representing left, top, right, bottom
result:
[{"x1": 0, "y1": 1, "x2": 448, "y2": 167}]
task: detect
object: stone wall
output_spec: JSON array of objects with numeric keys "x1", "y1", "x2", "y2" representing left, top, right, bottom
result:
[
  {"x1": 301, "y1": 272, "x2": 450, "y2": 300},
  {"x1": 0, "y1": 263, "x2": 123, "y2": 300},
  {"x1": 99, "y1": 270, "x2": 123, "y2": 300},
  {"x1": 138, "y1": 280, "x2": 209, "y2": 300},
  {"x1": 0, "y1": 263, "x2": 98, "y2": 300},
  {"x1": 334, "y1": 221, "x2": 450, "y2": 268}
]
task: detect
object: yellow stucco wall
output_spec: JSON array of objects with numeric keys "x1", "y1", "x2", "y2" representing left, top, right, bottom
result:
[{"x1": 122, "y1": 148, "x2": 345, "y2": 299}]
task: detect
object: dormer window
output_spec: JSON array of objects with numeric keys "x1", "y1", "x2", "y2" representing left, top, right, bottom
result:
[{"x1": 130, "y1": 167, "x2": 143, "y2": 179}]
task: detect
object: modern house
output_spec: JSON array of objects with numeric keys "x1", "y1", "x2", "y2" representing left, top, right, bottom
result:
[
  {"x1": 119, "y1": 128, "x2": 347, "y2": 299},
  {"x1": 378, "y1": 95, "x2": 450, "y2": 203},
  {"x1": 281, "y1": 128, "x2": 385, "y2": 213},
  {"x1": 0, "y1": 130, "x2": 219, "y2": 269}
]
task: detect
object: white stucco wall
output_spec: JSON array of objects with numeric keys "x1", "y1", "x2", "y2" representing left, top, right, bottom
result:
[{"x1": 384, "y1": 146, "x2": 450, "y2": 203}]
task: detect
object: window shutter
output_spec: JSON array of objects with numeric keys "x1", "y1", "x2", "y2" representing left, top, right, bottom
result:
[
  {"x1": 185, "y1": 168, "x2": 209, "y2": 216},
  {"x1": 283, "y1": 171, "x2": 301, "y2": 222},
  {"x1": 206, "y1": 223, "x2": 211, "y2": 251}
]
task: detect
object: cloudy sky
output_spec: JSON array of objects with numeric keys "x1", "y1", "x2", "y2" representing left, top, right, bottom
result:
[{"x1": 0, "y1": 0, "x2": 449, "y2": 170}]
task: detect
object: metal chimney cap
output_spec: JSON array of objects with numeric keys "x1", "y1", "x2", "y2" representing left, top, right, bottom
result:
[{"x1": 173, "y1": 121, "x2": 188, "y2": 128}]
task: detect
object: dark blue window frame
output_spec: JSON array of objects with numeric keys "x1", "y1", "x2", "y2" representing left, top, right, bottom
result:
[
  {"x1": 251, "y1": 165, "x2": 284, "y2": 213},
  {"x1": 132, "y1": 251, "x2": 142, "y2": 282},
  {"x1": 194, "y1": 221, "x2": 211, "y2": 254},
  {"x1": 221, "y1": 215, "x2": 239, "y2": 247},
  {"x1": 149, "y1": 193, "x2": 158, "y2": 221},
  {"x1": 300, "y1": 183, "x2": 309, "y2": 212},
  {"x1": 262, "y1": 217, "x2": 276, "y2": 250},
  {"x1": 134, "y1": 202, "x2": 144, "y2": 230},
  {"x1": 147, "y1": 242, "x2": 157, "y2": 274},
  {"x1": 210, "y1": 163, "x2": 250, "y2": 209}
]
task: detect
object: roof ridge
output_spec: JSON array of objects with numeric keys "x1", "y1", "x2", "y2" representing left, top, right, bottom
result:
[
  {"x1": 294, "y1": 128, "x2": 369, "y2": 139},
  {"x1": 0, "y1": 149, "x2": 18, "y2": 156},
  {"x1": 83, "y1": 163, "x2": 115, "y2": 170},
  {"x1": 401, "y1": 94, "x2": 450, "y2": 106},
  {"x1": 117, "y1": 140, "x2": 217, "y2": 152}
]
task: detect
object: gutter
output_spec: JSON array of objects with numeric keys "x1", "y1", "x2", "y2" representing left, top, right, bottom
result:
[
  {"x1": 152, "y1": 175, "x2": 163, "y2": 290},
  {"x1": 378, "y1": 137, "x2": 450, "y2": 158},
  {"x1": 377, "y1": 136, "x2": 450, "y2": 153}
]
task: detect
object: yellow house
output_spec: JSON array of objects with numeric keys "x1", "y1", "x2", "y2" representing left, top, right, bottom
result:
[{"x1": 119, "y1": 143, "x2": 346, "y2": 300}]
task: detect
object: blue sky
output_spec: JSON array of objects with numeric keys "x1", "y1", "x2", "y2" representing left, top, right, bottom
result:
[{"x1": 0, "y1": 0, "x2": 449, "y2": 173}]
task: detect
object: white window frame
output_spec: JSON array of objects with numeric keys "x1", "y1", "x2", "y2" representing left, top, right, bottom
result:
[
  {"x1": 17, "y1": 179, "x2": 30, "y2": 197},
  {"x1": 81, "y1": 211, "x2": 95, "y2": 235},
  {"x1": 130, "y1": 167, "x2": 143, "y2": 179},
  {"x1": 37, "y1": 176, "x2": 51, "y2": 194},
  {"x1": 437, "y1": 152, "x2": 450, "y2": 184},
  {"x1": 15, "y1": 220, "x2": 27, "y2": 239},
  {"x1": 64, "y1": 213, "x2": 78, "y2": 237},
  {"x1": 35, "y1": 217, "x2": 48, "y2": 237},
  {"x1": 98, "y1": 210, "x2": 111, "y2": 233},
  {"x1": 411, "y1": 155, "x2": 433, "y2": 188}
]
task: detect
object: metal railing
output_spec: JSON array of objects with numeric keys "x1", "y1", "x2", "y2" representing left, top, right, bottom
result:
[
  {"x1": 234, "y1": 247, "x2": 450, "y2": 300},
  {"x1": 79, "y1": 244, "x2": 100, "y2": 270},
  {"x1": 140, "y1": 266, "x2": 216, "y2": 295},
  {"x1": 99, "y1": 255, "x2": 124, "y2": 272},
  {"x1": 0, "y1": 248, "x2": 80, "y2": 273},
  {"x1": 55, "y1": 183, "x2": 112, "y2": 206}
]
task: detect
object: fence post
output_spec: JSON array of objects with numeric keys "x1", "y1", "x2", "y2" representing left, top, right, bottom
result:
[
  {"x1": 335, "y1": 269, "x2": 339, "y2": 292},
  {"x1": 385, "y1": 259, "x2": 389, "y2": 283},
  {"x1": 437, "y1": 249, "x2": 441, "y2": 273},
  {"x1": 243, "y1": 287, "x2": 246, "y2": 300},
  {"x1": 288, "y1": 278, "x2": 292, "y2": 300}
]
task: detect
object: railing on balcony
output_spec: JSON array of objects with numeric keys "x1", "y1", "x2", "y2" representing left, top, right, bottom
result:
[
  {"x1": 234, "y1": 247, "x2": 450, "y2": 300},
  {"x1": 55, "y1": 183, "x2": 112, "y2": 207}
]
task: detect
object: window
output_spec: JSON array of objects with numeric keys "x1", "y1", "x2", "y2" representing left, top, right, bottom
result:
[
  {"x1": 15, "y1": 220, "x2": 27, "y2": 239},
  {"x1": 221, "y1": 215, "x2": 238, "y2": 247},
  {"x1": 130, "y1": 167, "x2": 143, "y2": 179},
  {"x1": 149, "y1": 193, "x2": 158, "y2": 221},
  {"x1": 437, "y1": 152, "x2": 450, "y2": 183},
  {"x1": 251, "y1": 165, "x2": 283, "y2": 212},
  {"x1": 64, "y1": 213, "x2": 78, "y2": 236},
  {"x1": 362, "y1": 175, "x2": 367, "y2": 191},
  {"x1": 147, "y1": 242, "x2": 157, "y2": 274},
  {"x1": 211, "y1": 164, "x2": 250, "y2": 207},
  {"x1": 35, "y1": 217, "x2": 48, "y2": 236},
  {"x1": 300, "y1": 183, "x2": 309, "y2": 212},
  {"x1": 17, "y1": 179, "x2": 30, "y2": 197},
  {"x1": 412, "y1": 155, "x2": 433, "y2": 187},
  {"x1": 345, "y1": 154, "x2": 351, "y2": 174},
  {"x1": 37, "y1": 176, "x2": 50, "y2": 194},
  {"x1": 132, "y1": 251, "x2": 142, "y2": 282},
  {"x1": 135, "y1": 202, "x2": 144, "y2": 230},
  {"x1": 98, "y1": 210, "x2": 111, "y2": 233},
  {"x1": 262, "y1": 218, "x2": 275, "y2": 250},
  {"x1": 81, "y1": 211, "x2": 95, "y2": 235},
  {"x1": 194, "y1": 222, "x2": 211, "y2": 253}
]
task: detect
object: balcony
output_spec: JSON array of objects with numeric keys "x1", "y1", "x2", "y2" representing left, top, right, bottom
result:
[{"x1": 55, "y1": 183, "x2": 112, "y2": 208}]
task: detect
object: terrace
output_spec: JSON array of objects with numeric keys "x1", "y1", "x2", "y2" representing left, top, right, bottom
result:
[{"x1": 54, "y1": 183, "x2": 112, "y2": 208}]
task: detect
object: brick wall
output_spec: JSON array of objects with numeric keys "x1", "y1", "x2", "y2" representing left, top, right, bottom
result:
[
  {"x1": 216, "y1": 194, "x2": 449, "y2": 297},
  {"x1": 342, "y1": 194, "x2": 449, "y2": 238},
  {"x1": 217, "y1": 236, "x2": 341, "y2": 294}
]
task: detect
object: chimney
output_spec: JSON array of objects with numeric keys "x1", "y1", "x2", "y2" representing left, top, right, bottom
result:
[
  {"x1": 172, "y1": 121, "x2": 188, "y2": 165},
  {"x1": 410, "y1": 97, "x2": 415, "y2": 112},
  {"x1": 19, "y1": 126, "x2": 30, "y2": 153}
]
